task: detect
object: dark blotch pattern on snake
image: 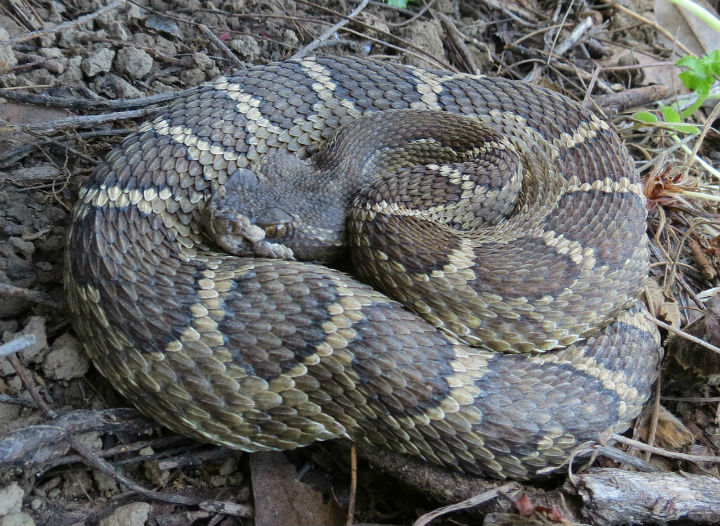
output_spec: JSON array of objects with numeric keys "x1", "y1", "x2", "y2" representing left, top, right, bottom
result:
[{"x1": 65, "y1": 56, "x2": 661, "y2": 480}]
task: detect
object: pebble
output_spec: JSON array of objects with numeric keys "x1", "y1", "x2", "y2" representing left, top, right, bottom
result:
[
  {"x1": 42, "y1": 332, "x2": 89, "y2": 380},
  {"x1": 192, "y1": 51, "x2": 214, "y2": 71},
  {"x1": 92, "y1": 73, "x2": 143, "y2": 98},
  {"x1": 99, "y1": 502, "x2": 151, "y2": 526},
  {"x1": 0, "y1": 483, "x2": 23, "y2": 516},
  {"x1": 58, "y1": 56, "x2": 83, "y2": 84},
  {"x1": 179, "y1": 68, "x2": 205, "y2": 86},
  {"x1": 229, "y1": 35, "x2": 261, "y2": 62},
  {"x1": 115, "y1": 47, "x2": 153, "y2": 79},
  {"x1": 81, "y1": 48, "x2": 115, "y2": 77},
  {"x1": 0, "y1": 513, "x2": 34, "y2": 526},
  {"x1": 92, "y1": 470, "x2": 118, "y2": 493}
]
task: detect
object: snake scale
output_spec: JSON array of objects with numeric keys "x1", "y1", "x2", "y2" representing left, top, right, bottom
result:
[{"x1": 65, "y1": 56, "x2": 661, "y2": 480}]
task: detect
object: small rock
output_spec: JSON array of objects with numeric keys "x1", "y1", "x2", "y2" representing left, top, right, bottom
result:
[
  {"x1": 17, "y1": 68, "x2": 57, "y2": 86},
  {"x1": 34, "y1": 477, "x2": 60, "y2": 497},
  {"x1": 115, "y1": 47, "x2": 153, "y2": 79},
  {"x1": 0, "y1": 403, "x2": 21, "y2": 431},
  {"x1": 76, "y1": 432, "x2": 102, "y2": 451},
  {"x1": 39, "y1": 47, "x2": 63, "y2": 59},
  {"x1": 179, "y1": 68, "x2": 205, "y2": 86},
  {"x1": 143, "y1": 461, "x2": 169, "y2": 487},
  {"x1": 145, "y1": 14, "x2": 181, "y2": 38},
  {"x1": 99, "y1": 502, "x2": 151, "y2": 526},
  {"x1": 61, "y1": 471, "x2": 93, "y2": 498},
  {"x1": 150, "y1": 80, "x2": 174, "y2": 93},
  {"x1": 42, "y1": 333, "x2": 89, "y2": 380},
  {"x1": 283, "y1": 29, "x2": 299, "y2": 48},
  {"x1": 191, "y1": 52, "x2": 214, "y2": 71},
  {"x1": 9, "y1": 238, "x2": 34, "y2": 258},
  {"x1": 81, "y1": 48, "x2": 115, "y2": 77},
  {"x1": 229, "y1": 35, "x2": 261, "y2": 62},
  {"x1": 42, "y1": 58, "x2": 65, "y2": 75},
  {"x1": 57, "y1": 30, "x2": 84, "y2": 48},
  {"x1": 0, "y1": 513, "x2": 34, "y2": 526},
  {"x1": 107, "y1": 22, "x2": 129, "y2": 41},
  {"x1": 154, "y1": 35, "x2": 177, "y2": 58},
  {"x1": 92, "y1": 73, "x2": 143, "y2": 99},
  {"x1": 0, "y1": 28, "x2": 17, "y2": 72},
  {"x1": 92, "y1": 470, "x2": 118, "y2": 493},
  {"x1": 132, "y1": 32, "x2": 155, "y2": 48},
  {"x1": 209, "y1": 475, "x2": 227, "y2": 487},
  {"x1": 218, "y1": 455, "x2": 239, "y2": 476},
  {"x1": 58, "y1": 56, "x2": 83, "y2": 85},
  {"x1": 0, "y1": 482, "x2": 24, "y2": 516}
]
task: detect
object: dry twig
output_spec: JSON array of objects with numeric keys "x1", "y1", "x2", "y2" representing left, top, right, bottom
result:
[{"x1": 0, "y1": 0, "x2": 126, "y2": 45}]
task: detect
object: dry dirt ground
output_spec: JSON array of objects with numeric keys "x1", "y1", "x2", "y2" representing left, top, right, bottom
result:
[{"x1": 1, "y1": 0, "x2": 719, "y2": 525}]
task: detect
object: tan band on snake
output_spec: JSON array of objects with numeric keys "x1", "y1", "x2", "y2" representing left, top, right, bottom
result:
[{"x1": 65, "y1": 56, "x2": 661, "y2": 480}]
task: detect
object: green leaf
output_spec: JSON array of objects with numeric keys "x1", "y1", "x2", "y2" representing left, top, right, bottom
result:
[
  {"x1": 660, "y1": 104, "x2": 682, "y2": 123},
  {"x1": 676, "y1": 50, "x2": 720, "y2": 99},
  {"x1": 386, "y1": 0, "x2": 410, "y2": 7},
  {"x1": 634, "y1": 111, "x2": 659, "y2": 123}
]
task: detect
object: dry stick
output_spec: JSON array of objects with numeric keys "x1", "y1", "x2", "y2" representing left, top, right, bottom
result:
[
  {"x1": 69, "y1": 438, "x2": 252, "y2": 517},
  {"x1": 663, "y1": 396, "x2": 720, "y2": 403},
  {"x1": 198, "y1": 24, "x2": 245, "y2": 70},
  {"x1": 546, "y1": 0, "x2": 575, "y2": 63},
  {"x1": 686, "y1": 101, "x2": 720, "y2": 180},
  {"x1": 0, "y1": 0, "x2": 126, "y2": 45},
  {"x1": 6, "y1": 0, "x2": 41, "y2": 31},
  {"x1": 0, "y1": 88, "x2": 188, "y2": 111},
  {"x1": 346, "y1": 445, "x2": 357, "y2": 526},
  {"x1": 554, "y1": 16, "x2": 595, "y2": 57},
  {"x1": 0, "y1": 107, "x2": 156, "y2": 134},
  {"x1": 611, "y1": 434, "x2": 720, "y2": 464},
  {"x1": 294, "y1": 0, "x2": 455, "y2": 70},
  {"x1": 612, "y1": 2, "x2": 694, "y2": 57},
  {"x1": 8, "y1": 356, "x2": 253, "y2": 516},
  {"x1": 438, "y1": 14, "x2": 478, "y2": 74},
  {"x1": 292, "y1": 0, "x2": 370, "y2": 60},
  {"x1": 412, "y1": 483, "x2": 516, "y2": 526},
  {"x1": 7, "y1": 354, "x2": 56, "y2": 417},
  {"x1": 582, "y1": 64, "x2": 601, "y2": 107},
  {"x1": 594, "y1": 445, "x2": 661, "y2": 472},
  {"x1": 0, "y1": 394, "x2": 38, "y2": 408},
  {"x1": 0, "y1": 282, "x2": 63, "y2": 309},
  {"x1": 644, "y1": 375, "x2": 663, "y2": 462},
  {"x1": 0, "y1": 335, "x2": 36, "y2": 358},
  {"x1": 593, "y1": 84, "x2": 675, "y2": 113}
]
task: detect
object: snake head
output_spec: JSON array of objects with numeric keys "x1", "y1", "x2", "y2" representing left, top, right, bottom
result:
[{"x1": 203, "y1": 163, "x2": 347, "y2": 262}]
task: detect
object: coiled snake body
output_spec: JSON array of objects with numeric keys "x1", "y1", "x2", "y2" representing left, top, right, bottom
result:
[{"x1": 65, "y1": 56, "x2": 661, "y2": 480}]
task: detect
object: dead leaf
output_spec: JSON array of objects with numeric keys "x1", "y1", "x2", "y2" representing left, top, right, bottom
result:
[
  {"x1": 669, "y1": 294, "x2": 720, "y2": 377},
  {"x1": 655, "y1": 0, "x2": 720, "y2": 57}
]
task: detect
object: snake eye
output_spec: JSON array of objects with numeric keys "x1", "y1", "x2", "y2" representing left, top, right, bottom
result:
[{"x1": 263, "y1": 223, "x2": 288, "y2": 239}]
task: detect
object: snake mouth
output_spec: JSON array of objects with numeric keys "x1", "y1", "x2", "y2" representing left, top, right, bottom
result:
[{"x1": 202, "y1": 206, "x2": 295, "y2": 260}]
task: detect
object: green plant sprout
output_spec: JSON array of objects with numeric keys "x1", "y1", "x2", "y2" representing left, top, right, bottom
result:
[{"x1": 634, "y1": 0, "x2": 720, "y2": 180}]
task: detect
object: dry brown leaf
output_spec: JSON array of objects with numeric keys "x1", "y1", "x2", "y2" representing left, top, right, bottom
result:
[{"x1": 654, "y1": 0, "x2": 720, "y2": 57}]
